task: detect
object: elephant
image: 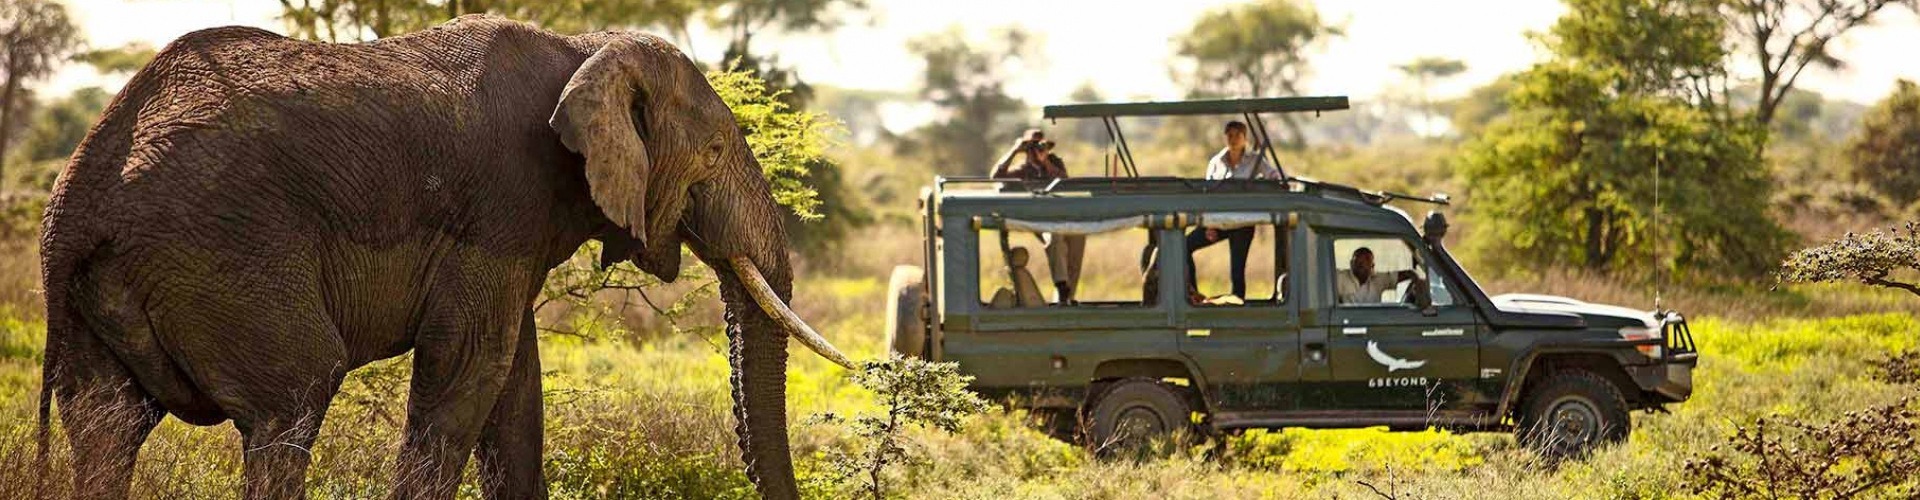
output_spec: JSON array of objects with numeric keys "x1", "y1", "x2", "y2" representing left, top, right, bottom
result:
[{"x1": 34, "y1": 14, "x2": 850, "y2": 499}]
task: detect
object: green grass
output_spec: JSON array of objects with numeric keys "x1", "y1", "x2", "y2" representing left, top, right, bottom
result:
[{"x1": 1, "y1": 266, "x2": 1915, "y2": 498}]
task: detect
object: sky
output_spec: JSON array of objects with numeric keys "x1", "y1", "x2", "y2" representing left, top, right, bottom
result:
[{"x1": 43, "y1": 0, "x2": 1920, "y2": 114}]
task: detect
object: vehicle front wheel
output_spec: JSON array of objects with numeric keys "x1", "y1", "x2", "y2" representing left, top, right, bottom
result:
[
  {"x1": 1086, "y1": 379, "x2": 1194, "y2": 457},
  {"x1": 1516, "y1": 369, "x2": 1630, "y2": 460}
]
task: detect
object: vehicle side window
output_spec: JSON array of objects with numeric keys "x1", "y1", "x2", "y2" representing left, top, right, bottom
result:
[
  {"x1": 1330, "y1": 237, "x2": 1420, "y2": 307},
  {"x1": 1187, "y1": 217, "x2": 1288, "y2": 306},
  {"x1": 977, "y1": 227, "x2": 1153, "y2": 309},
  {"x1": 1426, "y1": 258, "x2": 1457, "y2": 307}
]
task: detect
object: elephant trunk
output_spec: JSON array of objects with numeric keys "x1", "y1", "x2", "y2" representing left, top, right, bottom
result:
[{"x1": 694, "y1": 163, "x2": 851, "y2": 500}]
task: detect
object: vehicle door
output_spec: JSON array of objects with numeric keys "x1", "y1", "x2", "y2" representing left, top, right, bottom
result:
[
  {"x1": 1177, "y1": 213, "x2": 1302, "y2": 414},
  {"x1": 1306, "y1": 233, "x2": 1482, "y2": 414}
]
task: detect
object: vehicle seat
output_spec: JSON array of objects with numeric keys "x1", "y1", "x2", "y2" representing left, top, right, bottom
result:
[
  {"x1": 1009, "y1": 247, "x2": 1046, "y2": 307},
  {"x1": 986, "y1": 247, "x2": 1047, "y2": 308}
]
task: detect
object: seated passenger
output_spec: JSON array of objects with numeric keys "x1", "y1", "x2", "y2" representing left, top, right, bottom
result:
[{"x1": 1337, "y1": 247, "x2": 1418, "y2": 304}]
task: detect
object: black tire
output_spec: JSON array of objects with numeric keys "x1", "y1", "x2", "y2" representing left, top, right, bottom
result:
[
  {"x1": 1515, "y1": 369, "x2": 1631, "y2": 460},
  {"x1": 1086, "y1": 379, "x2": 1194, "y2": 457},
  {"x1": 884, "y1": 265, "x2": 928, "y2": 358}
]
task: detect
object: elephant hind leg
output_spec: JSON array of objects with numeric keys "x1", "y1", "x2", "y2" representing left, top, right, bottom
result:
[
  {"x1": 391, "y1": 257, "x2": 532, "y2": 499},
  {"x1": 51, "y1": 329, "x2": 164, "y2": 500},
  {"x1": 475, "y1": 313, "x2": 545, "y2": 500}
]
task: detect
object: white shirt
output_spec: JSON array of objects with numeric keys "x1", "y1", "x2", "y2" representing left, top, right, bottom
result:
[
  {"x1": 1337, "y1": 270, "x2": 1400, "y2": 304},
  {"x1": 1205, "y1": 147, "x2": 1280, "y2": 180}
]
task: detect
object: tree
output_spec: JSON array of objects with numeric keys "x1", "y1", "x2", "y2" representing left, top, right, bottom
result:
[
  {"x1": 1847, "y1": 79, "x2": 1920, "y2": 207},
  {"x1": 1449, "y1": 72, "x2": 1520, "y2": 137},
  {"x1": 899, "y1": 26, "x2": 1035, "y2": 176},
  {"x1": 1459, "y1": 0, "x2": 1791, "y2": 278},
  {"x1": 8, "y1": 87, "x2": 109, "y2": 189},
  {"x1": 1722, "y1": 0, "x2": 1919, "y2": 126},
  {"x1": 0, "y1": 0, "x2": 80, "y2": 185},
  {"x1": 709, "y1": 0, "x2": 867, "y2": 107},
  {"x1": 1395, "y1": 57, "x2": 1467, "y2": 137},
  {"x1": 1462, "y1": 64, "x2": 1788, "y2": 276},
  {"x1": 1171, "y1": 0, "x2": 1340, "y2": 148},
  {"x1": 1778, "y1": 221, "x2": 1920, "y2": 297}
]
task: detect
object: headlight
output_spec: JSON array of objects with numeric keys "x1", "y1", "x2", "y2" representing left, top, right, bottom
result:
[{"x1": 1619, "y1": 326, "x2": 1663, "y2": 358}]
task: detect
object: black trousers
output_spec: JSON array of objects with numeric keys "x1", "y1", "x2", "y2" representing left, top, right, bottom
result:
[{"x1": 1185, "y1": 226, "x2": 1255, "y2": 297}]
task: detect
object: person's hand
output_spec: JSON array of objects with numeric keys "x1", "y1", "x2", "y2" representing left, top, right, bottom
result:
[{"x1": 1205, "y1": 228, "x2": 1219, "y2": 241}]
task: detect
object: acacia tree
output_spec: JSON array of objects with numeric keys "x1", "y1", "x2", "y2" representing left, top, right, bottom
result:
[
  {"x1": 1395, "y1": 57, "x2": 1467, "y2": 136},
  {"x1": 1460, "y1": 0, "x2": 1790, "y2": 277},
  {"x1": 1171, "y1": 0, "x2": 1340, "y2": 148},
  {"x1": 1722, "y1": 0, "x2": 1919, "y2": 126},
  {"x1": 0, "y1": 0, "x2": 80, "y2": 183},
  {"x1": 1847, "y1": 79, "x2": 1920, "y2": 207}
]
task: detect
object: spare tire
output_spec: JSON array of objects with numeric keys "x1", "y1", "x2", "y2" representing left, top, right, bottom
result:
[{"x1": 884, "y1": 265, "x2": 929, "y2": 358}]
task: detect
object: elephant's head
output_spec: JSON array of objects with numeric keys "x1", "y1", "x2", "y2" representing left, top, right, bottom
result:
[{"x1": 548, "y1": 34, "x2": 852, "y2": 499}]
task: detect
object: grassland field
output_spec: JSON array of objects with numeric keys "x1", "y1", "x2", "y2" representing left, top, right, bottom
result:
[{"x1": 1, "y1": 214, "x2": 1918, "y2": 498}]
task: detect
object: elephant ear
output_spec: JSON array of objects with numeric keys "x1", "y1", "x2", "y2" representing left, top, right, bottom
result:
[{"x1": 551, "y1": 38, "x2": 655, "y2": 246}]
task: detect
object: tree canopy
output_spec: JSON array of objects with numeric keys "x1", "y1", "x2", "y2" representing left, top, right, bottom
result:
[
  {"x1": 1459, "y1": 0, "x2": 1791, "y2": 278},
  {"x1": 0, "y1": 0, "x2": 81, "y2": 183},
  {"x1": 1722, "y1": 0, "x2": 1919, "y2": 126},
  {"x1": 1171, "y1": 0, "x2": 1339, "y2": 147},
  {"x1": 1847, "y1": 79, "x2": 1920, "y2": 208}
]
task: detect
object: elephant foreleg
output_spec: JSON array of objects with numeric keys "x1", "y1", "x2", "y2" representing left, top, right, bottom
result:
[{"x1": 475, "y1": 313, "x2": 545, "y2": 500}]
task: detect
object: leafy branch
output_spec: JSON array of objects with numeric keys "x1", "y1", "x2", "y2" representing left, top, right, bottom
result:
[{"x1": 1778, "y1": 221, "x2": 1920, "y2": 297}]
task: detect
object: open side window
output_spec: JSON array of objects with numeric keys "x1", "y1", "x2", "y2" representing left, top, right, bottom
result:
[
  {"x1": 977, "y1": 224, "x2": 1155, "y2": 310},
  {"x1": 1183, "y1": 212, "x2": 1291, "y2": 307}
]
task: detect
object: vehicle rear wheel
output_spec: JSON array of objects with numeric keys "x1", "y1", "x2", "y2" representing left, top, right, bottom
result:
[
  {"x1": 884, "y1": 265, "x2": 928, "y2": 358},
  {"x1": 1516, "y1": 369, "x2": 1630, "y2": 460},
  {"x1": 1086, "y1": 378, "x2": 1193, "y2": 457}
]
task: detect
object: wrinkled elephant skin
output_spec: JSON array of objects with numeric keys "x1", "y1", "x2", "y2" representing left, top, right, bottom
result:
[{"x1": 36, "y1": 15, "x2": 819, "y2": 500}]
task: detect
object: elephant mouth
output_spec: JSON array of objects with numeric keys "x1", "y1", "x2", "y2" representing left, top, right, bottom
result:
[{"x1": 728, "y1": 256, "x2": 855, "y2": 370}]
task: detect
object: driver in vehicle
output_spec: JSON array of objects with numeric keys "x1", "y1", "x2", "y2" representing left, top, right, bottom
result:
[{"x1": 1337, "y1": 247, "x2": 1418, "y2": 304}]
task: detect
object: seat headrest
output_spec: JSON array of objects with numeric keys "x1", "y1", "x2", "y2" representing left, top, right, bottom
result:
[{"x1": 1009, "y1": 247, "x2": 1030, "y2": 267}]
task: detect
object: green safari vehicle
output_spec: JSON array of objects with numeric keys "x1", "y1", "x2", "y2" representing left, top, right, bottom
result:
[{"x1": 883, "y1": 97, "x2": 1698, "y2": 458}]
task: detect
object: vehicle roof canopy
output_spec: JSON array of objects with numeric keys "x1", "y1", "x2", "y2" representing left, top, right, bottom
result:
[
  {"x1": 1042, "y1": 96, "x2": 1350, "y2": 119},
  {"x1": 1042, "y1": 96, "x2": 1349, "y2": 179}
]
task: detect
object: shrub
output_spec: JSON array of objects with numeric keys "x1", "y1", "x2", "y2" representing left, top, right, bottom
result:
[
  {"x1": 1683, "y1": 399, "x2": 1920, "y2": 499},
  {"x1": 810, "y1": 356, "x2": 992, "y2": 499}
]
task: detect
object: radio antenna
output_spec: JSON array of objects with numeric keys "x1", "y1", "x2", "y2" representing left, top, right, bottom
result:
[{"x1": 1653, "y1": 152, "x2": 1663, "y2": 312}]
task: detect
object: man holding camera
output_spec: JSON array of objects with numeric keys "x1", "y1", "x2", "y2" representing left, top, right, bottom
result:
[{"x1": 989, "y1": 129, "x2": 1083, "y2": 304}]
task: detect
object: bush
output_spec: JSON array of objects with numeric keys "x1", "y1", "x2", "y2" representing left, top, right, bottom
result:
[
  {"x1": 1684, "y1": 400, "x2": 1920, "y2": 499},
  {"x1": 810, "y1": 356, "x2": 992, "y2": 499}
]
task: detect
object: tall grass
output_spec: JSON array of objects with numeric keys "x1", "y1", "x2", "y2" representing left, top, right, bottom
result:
[{"x1": 3, "y1": 255, "x2": 1915, "y2": 498}]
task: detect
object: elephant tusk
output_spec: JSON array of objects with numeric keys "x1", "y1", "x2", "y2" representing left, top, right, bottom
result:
[{"x1": 730, "y1": 256, "x2": 857, "y2": 370}]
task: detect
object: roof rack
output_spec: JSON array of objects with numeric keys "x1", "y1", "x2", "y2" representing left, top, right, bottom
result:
[
  {"x1": 936, "y1": 176, "x2": 1450, "y2": 206},
  {"x1": 1039, "y1": 96, "x2": 1349, "y2": 180},
  {"x1": 1042, "y1": 96, "x2": 1350, "y2": 119}
]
